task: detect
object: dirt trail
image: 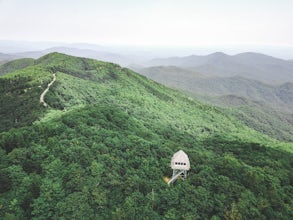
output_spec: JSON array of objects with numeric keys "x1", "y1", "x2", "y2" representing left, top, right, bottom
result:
[{"x1": 40, "y1": 73, "x2": 56, "y2": 107}]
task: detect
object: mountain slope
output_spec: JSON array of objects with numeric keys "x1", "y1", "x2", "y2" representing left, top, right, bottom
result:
[
  {"x1": 137, "y1": 66, "x2": 293, "y2": 109},
  {"x1": 136, "y1": 66, "x2": 293, "y2": 141},
  {"x1": 146, "y1": 52, "x2": 293, "y2": 84},
  {"x1": 133, "y1": 65, "x2": 203, "y2": 91},
  {"x1": 0, "y1": 58, "x2": 35, "y2": 76},
  {"x1": 206, "y1": 95, "x2": 293, "y2": 142},
  {"x1": 0, "y1": 53, "x2": 292, "y2": 219}
]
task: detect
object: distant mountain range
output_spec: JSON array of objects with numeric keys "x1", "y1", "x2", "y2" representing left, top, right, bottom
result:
[
  {"x1": 0, "y1": 52, "x2": 21, "y2": 63},
  {"x1": 137, "y1": 66, "x2": 292, "y2": 108},
  {"x1": 146, "y1": 52, "x2": 293, "y2": 85},
  {"x1": 134, "y1": 64, "x2": 293, "y2": 142},
  {"x1": 0, "y1": 40, "x2": 156, "y2": 66},
  {"x1": 1, "y1": 47, "x2": 132, "y2": 66},
  {"x1": 0, "y1": 40, "x2": 107, "y2": 53},
  {"x1": 0, "y1": 40, "x2": 140, "y2": 66},
  {"x1": 131, "y1": 65, "x2": 203, "y2": 89},
  {"x1": 1, "y1": 42, "x2": 292, "y2": 141},
  {"x1": 190, "y1": 77, "x2": 293, "y2": 110}
]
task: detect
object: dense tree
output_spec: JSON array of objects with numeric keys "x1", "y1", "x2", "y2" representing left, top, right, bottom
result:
[{"x1": 0, "y1": 53, "x2": 292, "y2": 219}]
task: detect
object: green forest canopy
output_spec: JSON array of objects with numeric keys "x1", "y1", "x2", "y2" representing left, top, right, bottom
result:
[{"x1": 0, "y1": 53, "x2": 292, "y2": 219}]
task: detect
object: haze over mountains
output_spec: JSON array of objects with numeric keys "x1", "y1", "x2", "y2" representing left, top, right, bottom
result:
[
  {"x1": 1, "y1": 41, "x2": 293, "y2": 142},
  {"x1": 2, "y1": 40, "x2": 293, "y2": 69},
  {"x1": 134, "y1": 52, "x2": 293, "y2": 111},
  {"x1": 145, "y1": 52, "x2": 293, "y2": 85},
  {"x1": 2, "y1": 40, "x2": 293, "y2": 83},
  {"x1": 136, "y1": 67, "x2": 293, "y2": 109},
  {"x1": 13, "y1": 47, "x2": 132, "y2": 66},
  {"x1": 0, "y1": 47, "x2": 133, "y2": 67},
  {"x1": 133, "y1": 53, "x2": 293, "y2": 142},
  {"x1": 0, "y1": 40, "x2": 107, "y2": 54}
]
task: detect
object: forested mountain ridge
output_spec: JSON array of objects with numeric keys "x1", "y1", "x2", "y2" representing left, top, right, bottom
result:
[
  {"x1": 137, "y1": 66, "x2": 292, "y2": 107},
  {"x1": 136, "y1": 66, "x2": 293, "y2": 142},
  {"x1": 0, "y1": 58, "x2": 35, "y2": 76},
  {"x1": 145, "y1": 52, "x2": 293, "y2": 84},
  {"x1": 0, "y1": 53, "x2": 292, "y2": 219}
]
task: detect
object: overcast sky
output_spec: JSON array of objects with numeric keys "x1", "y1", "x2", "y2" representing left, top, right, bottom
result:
[{"x1": 0, "y1": 0, "x2": 293, "y2": 47}]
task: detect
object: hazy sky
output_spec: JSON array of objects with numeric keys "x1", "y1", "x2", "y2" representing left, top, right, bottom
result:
[{"x1": 0, "y1": 0, "x2": 293, "y2": 47}]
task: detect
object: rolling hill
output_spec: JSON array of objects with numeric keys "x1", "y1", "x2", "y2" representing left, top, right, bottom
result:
[
  {"x1": 146, "y1": 52, "x2": 293, "y2": 84},
  {"x1": 0, "y1": 53, "x2": 292, "y2": 219}
]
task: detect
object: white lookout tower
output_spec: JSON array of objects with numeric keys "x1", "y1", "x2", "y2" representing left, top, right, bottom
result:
[{"x1": 168, "y1": 150, "x2": 190, "y2": 185}]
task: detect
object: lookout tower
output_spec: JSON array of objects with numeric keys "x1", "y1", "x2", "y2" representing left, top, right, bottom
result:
[{"x1": 168, "y1": 150, "x2": 190, "y2": 185}]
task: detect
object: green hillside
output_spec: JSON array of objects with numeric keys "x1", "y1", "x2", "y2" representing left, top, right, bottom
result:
[
  {"x1": 0, "y1": 53, "x2": 292, "y2": 219},
  {"x1": 136, "y1": 66, "x2": 293, "y2": 142},
  {"x1": 0, "y1": 58, "x2": 35, "y2": 76},
  {"x1": 205, "y1": 95, "x2": 293, "y2": 142}
]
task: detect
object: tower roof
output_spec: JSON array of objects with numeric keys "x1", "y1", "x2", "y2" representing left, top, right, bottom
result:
[{"x1": 170, "y1": 150, "x2": 190, "y2": 170}]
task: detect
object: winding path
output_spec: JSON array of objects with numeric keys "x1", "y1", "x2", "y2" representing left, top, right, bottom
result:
[{"x1": 40, "y1": 73, "x2": 56, "y2": 107}]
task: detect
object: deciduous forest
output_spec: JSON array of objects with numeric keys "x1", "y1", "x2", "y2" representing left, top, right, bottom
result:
[{"x1": 0, "y1": 53, "x2": 292, "y2": 219}]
